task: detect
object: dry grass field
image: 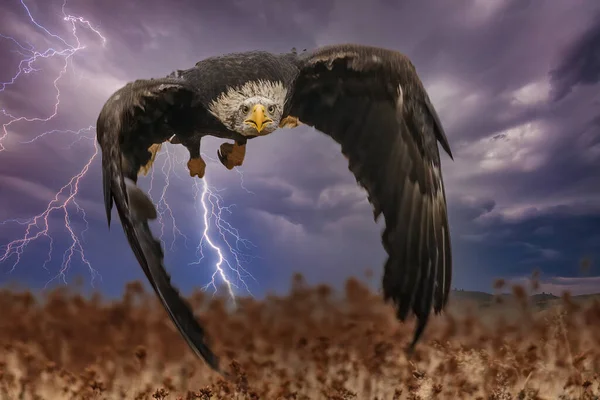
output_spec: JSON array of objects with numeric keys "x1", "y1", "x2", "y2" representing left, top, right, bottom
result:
[{"x1": 0, "y1": 274, "x2": 599, "y2": 400}]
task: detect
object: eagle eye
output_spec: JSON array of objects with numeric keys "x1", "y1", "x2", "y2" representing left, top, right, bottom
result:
[
  {"x1": 241, "y1": 105, "x2": 249, "y2": 114},
  {"x1": 267, "y1": 105, "x2": 275, "y2": 114}
]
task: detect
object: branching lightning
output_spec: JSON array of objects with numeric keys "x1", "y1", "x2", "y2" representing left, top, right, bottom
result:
[
  {"x1": 146, "y1": 145, "x2": 259, "y2": 304},
  {"x1": 0, "y1": 0, "x2": 257, "y2": 302},
  {"x1": 191, "y1": 153, "x2": 259, "y2": 305}
]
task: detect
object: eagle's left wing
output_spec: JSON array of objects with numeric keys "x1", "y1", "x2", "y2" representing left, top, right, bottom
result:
[{"x1": 282, "y1": 44, "x2": 453, "y2": 351}]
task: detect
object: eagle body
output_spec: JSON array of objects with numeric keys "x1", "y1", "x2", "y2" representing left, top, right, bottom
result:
[
  {"x1": 96, "y1": 44, "x2": 454, "y2": 375},
  {"x1": 97, "y1": 50, "x2": 302, "y2": 182},
  {"x1": 171, "y1": 51, "x2": 300, "y2": 107}
]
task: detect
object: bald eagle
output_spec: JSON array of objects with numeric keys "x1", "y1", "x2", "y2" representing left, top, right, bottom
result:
[{"x1": 96, "y1": 44, "x2": 454, "y2": 375}]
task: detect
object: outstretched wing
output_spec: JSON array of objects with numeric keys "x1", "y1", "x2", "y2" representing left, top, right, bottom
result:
[
  {"x1": 283, "y1": 44, "x2": 453, "y2": 350},
  {"x1": 96, "y1": 78, "x2": 222, "y2": 373}
]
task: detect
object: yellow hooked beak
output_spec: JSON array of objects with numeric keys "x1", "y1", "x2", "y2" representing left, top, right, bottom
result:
[{"x1": 244, "y1": 104, "x2": 272, "y2": 133}]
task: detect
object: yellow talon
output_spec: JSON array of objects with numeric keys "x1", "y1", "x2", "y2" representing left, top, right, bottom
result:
[
  {"x1": 187, "y1": 157, "x2": 206, "y2": 178},
  {"x1": 218, "y1": 142, "x2": 246, "y2": 170},
  {"x1": 279, "y1": 115, "x2": 301, "y2": 129}
]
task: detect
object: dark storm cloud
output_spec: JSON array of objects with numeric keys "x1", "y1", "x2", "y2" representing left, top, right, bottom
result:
[
  {"x1": 551, "y1": 14, "x2": 600, "y2": 101},
  {"x1": 1, "y1": 0, "x2": 599, "y2": 296}
]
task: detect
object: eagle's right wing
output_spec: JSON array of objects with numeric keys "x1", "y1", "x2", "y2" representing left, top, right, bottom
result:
[{"x1": 96, "y1": 78, "x2": 222, "y2": 373}]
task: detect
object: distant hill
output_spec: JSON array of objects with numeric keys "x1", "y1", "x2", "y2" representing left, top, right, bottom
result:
[
  {"x1": 530, "y1": 292, "x2": 560, "y2": 302},
  {"x1": 449, "y1": 290, "x2": 495, "y2": 303},
  {"x1": 448, "y1": 289, "x2": 599, "y2": 311}
]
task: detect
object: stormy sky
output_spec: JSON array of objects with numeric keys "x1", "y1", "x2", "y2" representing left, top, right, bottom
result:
[{"x1": 0, "y1": 0, "x2": 599, "y2": 299}]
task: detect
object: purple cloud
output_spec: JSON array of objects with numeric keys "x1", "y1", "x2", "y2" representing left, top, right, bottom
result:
[{"x1": 0, "y1": 0, "x2": 598, "y2": 296}]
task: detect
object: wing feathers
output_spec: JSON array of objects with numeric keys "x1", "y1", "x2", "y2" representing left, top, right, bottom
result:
[
  {"x1": 123, "y1": 179, "x2": 222, "y2": 373},
  {"x1": 424, "y1": 96, "x2": 453, "y2": 160},
  {"x1": 284, "y1": 44, "x2": 453, "y2": 350},
  {"x1": 96, "y1": 78, "x2": 222, "y2": 374}
]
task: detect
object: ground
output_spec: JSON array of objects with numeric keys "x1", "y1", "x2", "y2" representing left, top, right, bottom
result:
[{"x1": 0, "y1": 274, "x2": 599, "y2": 399}]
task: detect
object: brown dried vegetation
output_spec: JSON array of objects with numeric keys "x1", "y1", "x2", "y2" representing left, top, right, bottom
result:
[{"x1": 0, "y1": 276, "x2": 599, "y2": 399}]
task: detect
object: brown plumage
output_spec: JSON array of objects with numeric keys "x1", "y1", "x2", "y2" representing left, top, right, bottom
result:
[
  {"x1": 283, "y1": 44, "x2": 453, "y2": 352},
  {"x1": 96, "y1": 43, "x2": 453, "y2": 375}
]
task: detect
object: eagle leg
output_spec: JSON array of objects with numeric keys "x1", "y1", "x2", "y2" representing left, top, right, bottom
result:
[
  {"x1": 217, "y1": 141, "x2": 246, "y2": 170},
  {"x1": 138, "y1": 143, "x2": 162, "y2": 176},
  {"x1": 174, "y1": 134, "x2": 206, "y2": 179}
]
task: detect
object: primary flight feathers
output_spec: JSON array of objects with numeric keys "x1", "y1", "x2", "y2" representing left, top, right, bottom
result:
[{"x1": 96, "y1": 43, "x2": 453, "y2": 375}]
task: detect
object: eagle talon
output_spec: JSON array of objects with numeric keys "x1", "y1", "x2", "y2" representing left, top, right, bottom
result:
[
  {"x1": 217, "y1": 142, "x2": 245, "y2": 170},
  {"x1": 187, "y1": 157, "x2": 206, "y2": 178},
  {"x1": 279, "y1": 115, "x2": 301, "y2": 129}
]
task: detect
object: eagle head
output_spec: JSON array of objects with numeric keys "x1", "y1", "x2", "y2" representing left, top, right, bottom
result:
[
  {"x1": 208, "y1": 80, "x2": 287, "y2": 137},
  {"x1": 235, "y1": 96, "x2": 282, "y2": 136}
]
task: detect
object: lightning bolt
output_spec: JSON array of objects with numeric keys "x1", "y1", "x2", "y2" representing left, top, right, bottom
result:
[
  {"x1": 147, "y1": 146, "x2": 191, "y2": 252},
  {"x1": 0, "y1": 0, "x2": 106, "y2": 286},
  {"x1": 144, "y1": 145, "x2": 258, "y2": 305},
  {"x1": 0, "y1": 0, "x2": 258, "y2": 302},
  {"x1": 191, "y1": 154, "x2": 259, "y2": 306}
]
